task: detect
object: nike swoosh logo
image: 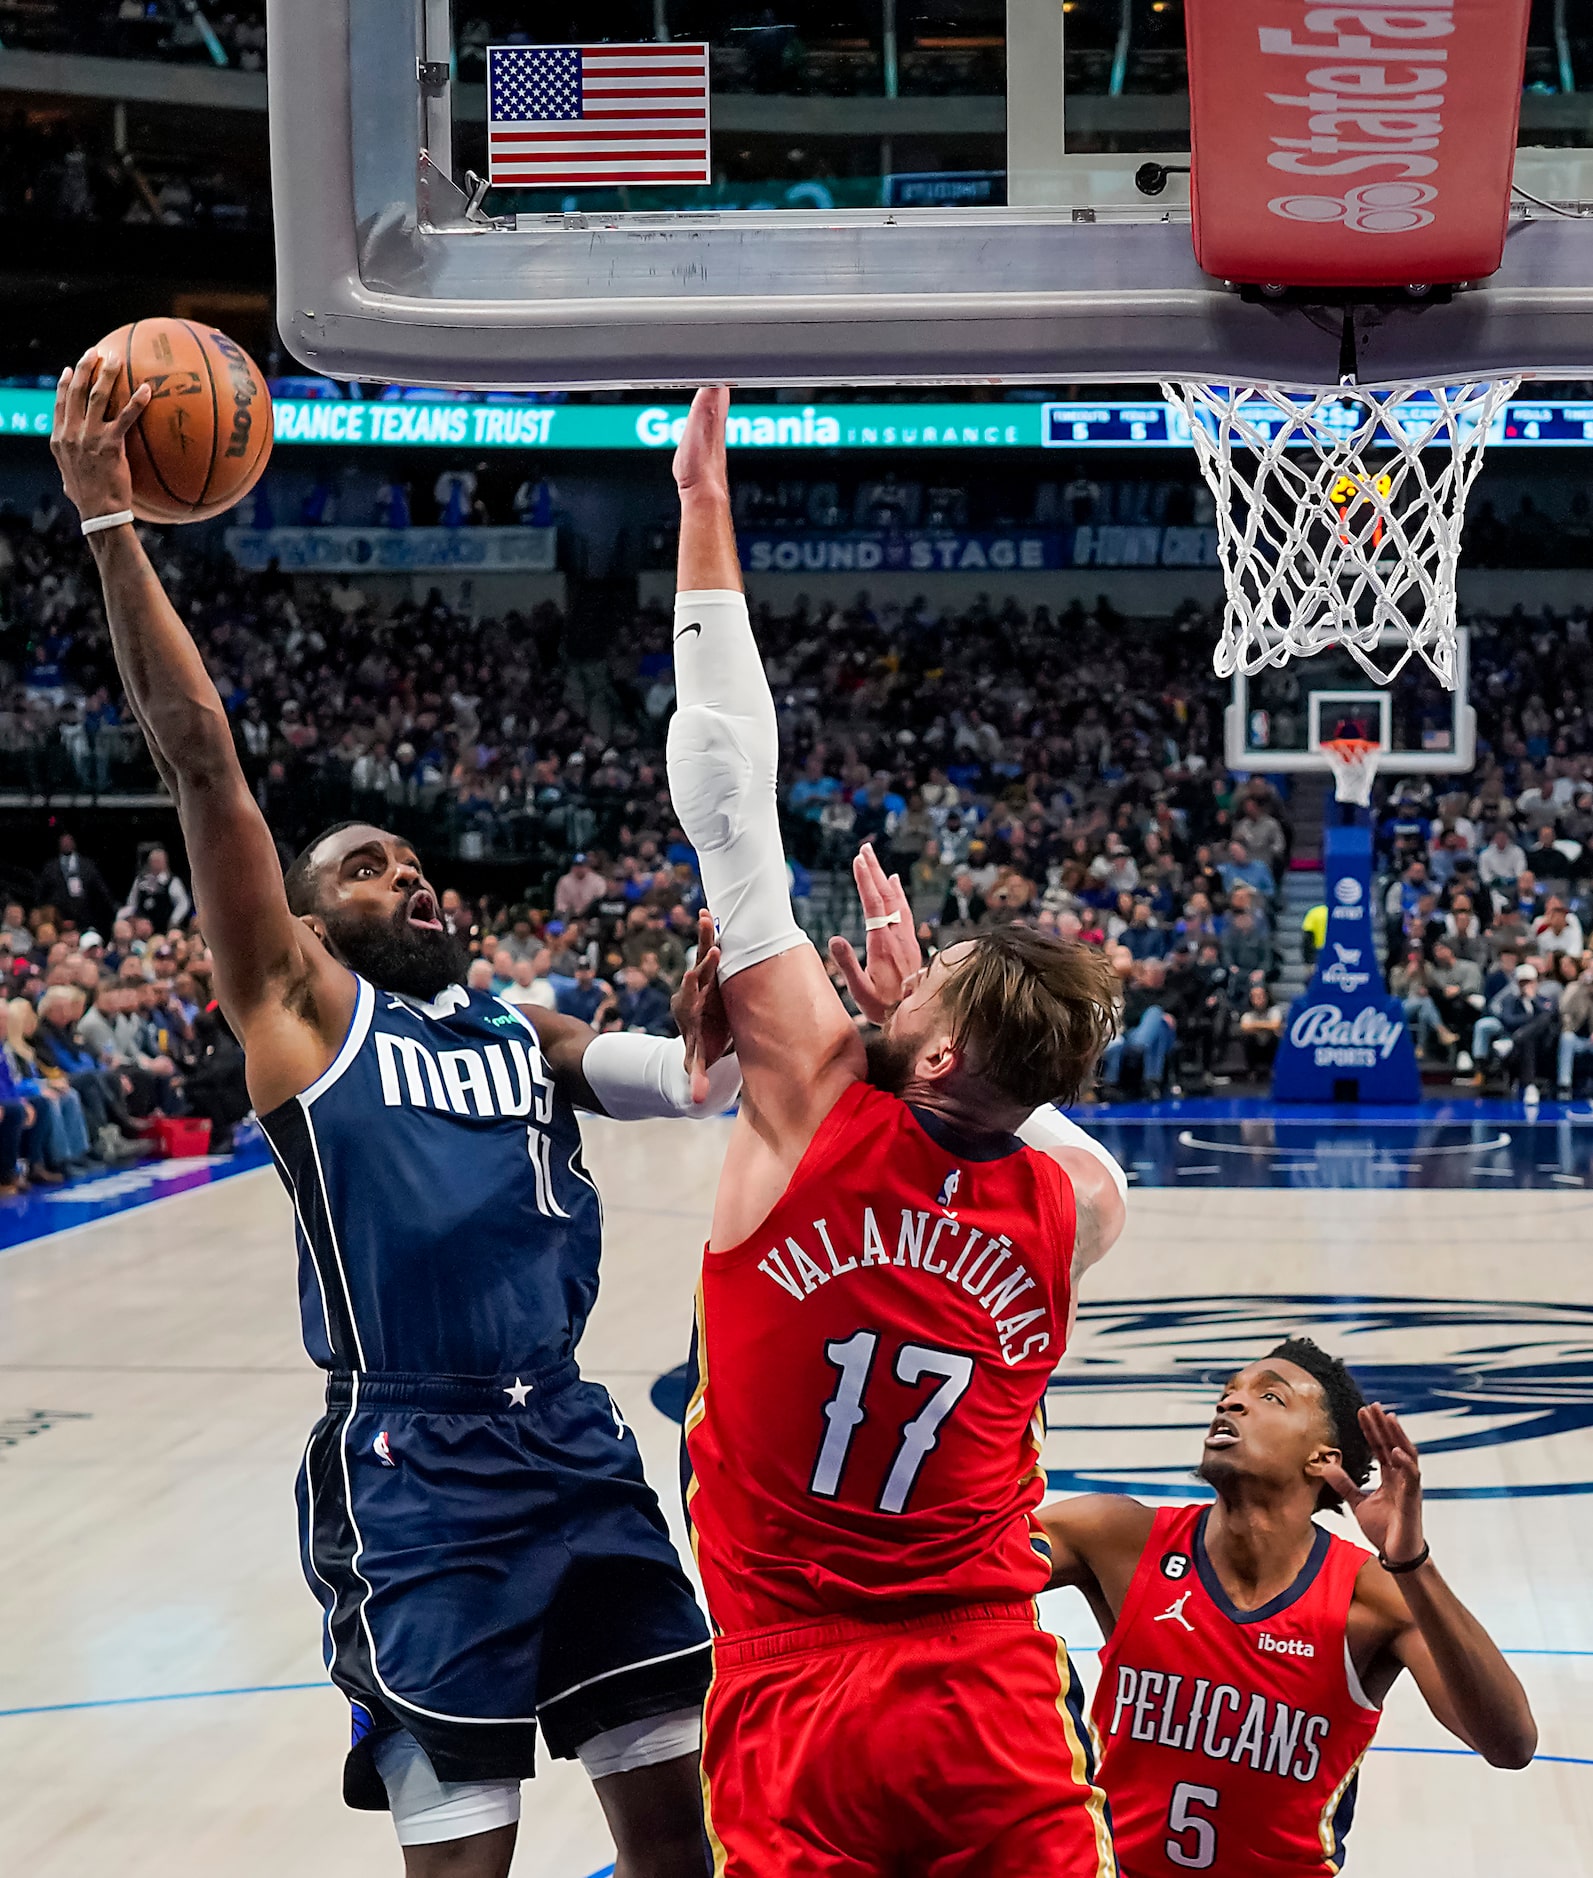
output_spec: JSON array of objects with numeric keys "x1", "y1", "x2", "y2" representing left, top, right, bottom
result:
[{"x1": 675, "y1": 622, "x2": 703, "y2": 641}]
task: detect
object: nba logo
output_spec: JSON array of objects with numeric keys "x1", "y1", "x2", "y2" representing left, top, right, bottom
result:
[
  {"x1": 373, "y1": 1430, "x2": 396, "y2": 1467},
  {"x1": 935, "y1": 1169, "x2": 961, "y2": 1216}
]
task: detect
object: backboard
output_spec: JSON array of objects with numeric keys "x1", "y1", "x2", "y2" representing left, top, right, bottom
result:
[
  {"x1": 1225, "y1": 627, "x2": 1475, "y2": 777},
  {"x1": 268, "y1": 0, "x2": 1593, "y2": 390}
]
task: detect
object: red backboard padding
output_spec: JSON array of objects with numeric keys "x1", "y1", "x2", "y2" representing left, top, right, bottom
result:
[{"x1": 1186, "y1": 0, "x2": 1530, "y2": 289}]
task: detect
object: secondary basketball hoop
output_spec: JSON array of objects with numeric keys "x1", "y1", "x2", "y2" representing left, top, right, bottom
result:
[
  {"x1": 1163, "y1": 377, "x2": 1518, "y2": 691},
  {"x1": 1321, "y1": 737, "x2": 1382, "y2": 809}
]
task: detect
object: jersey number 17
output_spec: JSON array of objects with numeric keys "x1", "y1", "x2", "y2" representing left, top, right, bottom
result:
[{"x1": 809, "y1": 1328, "x2": 975, "y2": 1515}]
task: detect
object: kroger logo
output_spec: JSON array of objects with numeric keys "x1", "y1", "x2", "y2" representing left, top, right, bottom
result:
[
  {"x1": 1289, "y1": 1003, "x2": 1402, "y2": 1062},
  {"x1": 1333, "y1": 877, "x2": 1363, "y2": 906},
  {"x1": 1320, "y1": 944, "x2": 1371, "y2": 995},
  {"x1": 1038, "y1": 1295, "x2": 1593, "y2": 1501}
]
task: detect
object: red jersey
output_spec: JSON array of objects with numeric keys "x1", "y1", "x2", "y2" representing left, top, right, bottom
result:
[
  {"x1": 685, "y1": 1079, "x2": 1074, "y2": 1636},
  {"x1": 1092, "y1": 1504, "x2": 1382, "y2": 1878}
]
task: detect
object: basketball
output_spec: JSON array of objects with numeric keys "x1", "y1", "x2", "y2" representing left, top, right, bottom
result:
[{"x1": 96, "y1": 318, "x2": 273, "y2": 524}]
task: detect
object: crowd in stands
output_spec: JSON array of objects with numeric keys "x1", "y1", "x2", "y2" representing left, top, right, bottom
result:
[
  {"x1": 0, "y1": 113, "x2": 267, "y2": 234},
  {"x1": 13, "y1": 0, "x2": 1587, "y2": 121},
  {"x1": 223, "y1": 461, "x2": 1593, "y2": 576},
  {"x1": 8, "y1": 489, "x2": 1593, "y2": 1196},
  {"x1": 0, "y1": 834, "x2": 248, "y2": 1193},
  {"x1": 1, "y1": 3, "x2": 265, "y2": 66},
  {"x1": 1374, "y1": 766, "x2": 1593, "y2": 1102}
]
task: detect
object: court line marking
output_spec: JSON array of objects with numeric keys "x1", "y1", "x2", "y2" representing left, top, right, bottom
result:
[
  {"x1": 1175, "y1": 1131, "x2": 1512, "y2": 1158},
  {"x1": 1368, "y1": 1746, "x2": 1593, "y2": 1766},
  {"x1": 0, "y1": 1162, "x2": 274, "y2": 1263},
  {"x1": 8, "y1": 1651, "x2": 1593, "y2": 1721},
  {"x1": 0, "y1": 1681, "x2": 327, "y2": 1717}
]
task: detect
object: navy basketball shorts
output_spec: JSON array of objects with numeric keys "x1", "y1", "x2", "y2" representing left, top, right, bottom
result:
[{"x1": 297, "y1": 1361, "x2": 712, "y2": 1807}]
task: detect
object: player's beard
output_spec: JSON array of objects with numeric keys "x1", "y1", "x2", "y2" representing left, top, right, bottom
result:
[
  {"x1": 865, "y1": 1025, "x2": 917, "y2": 1096},
  {"x1": 1195, "y1": 1452, "x2": 1235, "y2": 1496},
  {"x1": 320, "y1": 901, "x2": 468, "y2": 1001}
]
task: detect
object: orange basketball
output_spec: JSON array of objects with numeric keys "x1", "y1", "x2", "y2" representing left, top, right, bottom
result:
[{"x1": 97, "y1": 319, "x2": 273, "y2": 524}]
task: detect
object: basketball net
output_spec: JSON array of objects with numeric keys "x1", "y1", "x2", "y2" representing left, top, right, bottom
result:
[
  {"x1": 1321, "y1": 737, "x2": 1382, "y2": 808},
  {"x1": 1162, "y1": 378, "x2": 1519, "y2": 690}
]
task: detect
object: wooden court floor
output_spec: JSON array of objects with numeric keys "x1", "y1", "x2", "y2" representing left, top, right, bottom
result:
[{"x1": 1, "y1": 1117, "x2": 1590, "y2": 1876}]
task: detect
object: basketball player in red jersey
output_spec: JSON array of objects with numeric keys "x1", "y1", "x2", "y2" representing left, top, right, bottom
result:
[
  {"x1": 1040, "y1": 1338, "x2": 1536, "y2": 1876},
  {"x1": 665, "y1": 386, "x2": 1128, "y2": 1876}
]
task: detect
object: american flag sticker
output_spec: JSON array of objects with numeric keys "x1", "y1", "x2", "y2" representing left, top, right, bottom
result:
[{"x1": 487, "y1": 43, "x2": 712, "y2": 190}]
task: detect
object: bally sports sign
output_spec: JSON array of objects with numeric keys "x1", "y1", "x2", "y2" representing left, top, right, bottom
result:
[
  {"x1": 1184, "y1": 0, "x2": 1529, "y2": 288},
  {"x1": 1273, "y1": 819, "x2": 1420, "y2": 1103},
  {"x1": 1288, "y1": 1004, "x2": 1405, "y2": 1068}
]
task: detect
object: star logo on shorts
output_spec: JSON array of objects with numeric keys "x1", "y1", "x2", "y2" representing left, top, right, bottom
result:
[{"x1": 504, "y1": 1377, "x2": 533, "y2": 1407}]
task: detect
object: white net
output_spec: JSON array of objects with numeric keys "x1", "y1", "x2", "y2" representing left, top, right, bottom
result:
[
  {"x1": 1321, "y1": 738, "x2": 1381, "y2": 808},
  {"x1": 1162, "y1": 378, "x2": 1519, "y2": 690}
]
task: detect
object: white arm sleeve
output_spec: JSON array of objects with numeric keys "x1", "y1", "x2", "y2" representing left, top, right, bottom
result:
[
  {"x1": 667, "y1": 589, "x2": 810, "y2": 980},
  {"x1": 581, "y1": 1030, "x2": 741, "y2": 1121},
  {"x1": 1016, "y1": 1104, "x2": 1129, "y2": 1205}
]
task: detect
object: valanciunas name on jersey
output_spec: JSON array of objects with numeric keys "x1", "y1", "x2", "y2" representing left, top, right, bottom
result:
[{"x1": 756, "y1": 1206, "x2": 1053, "y2": 1369}]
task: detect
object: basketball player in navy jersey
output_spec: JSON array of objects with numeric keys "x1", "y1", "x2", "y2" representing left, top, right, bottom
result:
[
  {"x1": 1042, "y1": 1339, "x2": 1536, "y2": 1875},
  {"x1": 53, "y1": 352, "x2": 739, "y2": 1876}
]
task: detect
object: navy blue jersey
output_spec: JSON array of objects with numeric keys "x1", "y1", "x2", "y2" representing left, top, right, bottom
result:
[{"x1": 261, "y1": 976, "x2": 604, "y2": 1376}]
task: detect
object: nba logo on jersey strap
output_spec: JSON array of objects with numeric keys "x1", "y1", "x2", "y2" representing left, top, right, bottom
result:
[
  {"x1": 935, "y1": 1168, "x2": 961, "y2": 1215},
  {"x1": 372, "y1": 1430, "x2": 396, "y2": 1466}
]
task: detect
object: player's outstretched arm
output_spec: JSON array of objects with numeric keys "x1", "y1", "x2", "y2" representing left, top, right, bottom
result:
[
  {"x1": 1038, "y1": 1495, "x2": 1156, "y2": 1635},
  {"x1": 668, "y1": 390, "x2": 863, "y2": 1242},
  {"x1": 51, "y1": 349, "x2": 350, "y2": 1094},
  {"x1": 524, "y1": 914, "x2": 741, "y2": 1119},
  {"x1": 1330, "y1": 1405, "x2": 1537, "y2": 1769}
]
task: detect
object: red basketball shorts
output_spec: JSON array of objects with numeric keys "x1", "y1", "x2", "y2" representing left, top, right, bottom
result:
[{"x1": 701, "y1": 1600, "x2": 1117, "y2": 1877}]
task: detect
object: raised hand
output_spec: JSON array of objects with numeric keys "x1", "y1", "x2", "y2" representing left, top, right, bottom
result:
[
  {"x1": 828, "y1": 842, "x2": 922, "y2": 1026},
  {"x1": 672, "y1": 908, "x2": 732, "y2": 1104},
  {"x1": 672, "y1": 387, "x2": 730, "y2": 497},
  {"x1": 1321, "y1": 1403, "x2": 1426, "y2": 1566},
  {"x1": 51, "y1": 348, "x2": 151, "y2": 523}
]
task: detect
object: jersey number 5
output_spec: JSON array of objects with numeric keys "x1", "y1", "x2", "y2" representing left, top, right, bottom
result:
[
  {"x1": 810, "y1": 1330, "x2": 974, "y2": 1514},
  {"x1": 1165, "y1": 1782, "x2": 1219, "y2": 1870}
]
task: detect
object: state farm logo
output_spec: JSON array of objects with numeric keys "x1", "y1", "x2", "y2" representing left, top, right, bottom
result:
[
  {"x1": 1258, "y1": 1632, "x2": 1315, "y2": 1659},
  {"x1": 1269, "y1": 181, "x2": 1437, "y2": 235},
  {"x1": 1289, "y1": 1004, "x2": 1403, "y2": 1061}
]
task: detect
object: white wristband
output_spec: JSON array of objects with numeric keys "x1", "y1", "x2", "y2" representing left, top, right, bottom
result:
[
  {"x1": 80, "y1": 510, "x2": 135, "y2": 537},
  {"x1": 1017, "y1": 1104, "x2": 1129, "y2": 1204},
  {"x1": 581, "y1": 1030, "x2": 741, "y2": 1121}
]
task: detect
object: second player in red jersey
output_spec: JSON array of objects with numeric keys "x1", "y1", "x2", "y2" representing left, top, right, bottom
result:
[
  {"x1": 1041, "y1": 1341, "x2": 1537, "y2": 1877},
  {"x1": 1092, "y1": 1499, "x2": 1378, "y2": 1876},
  {"x1": 665, "y1": 388, "x2": 1128, "y2": 1875}
]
